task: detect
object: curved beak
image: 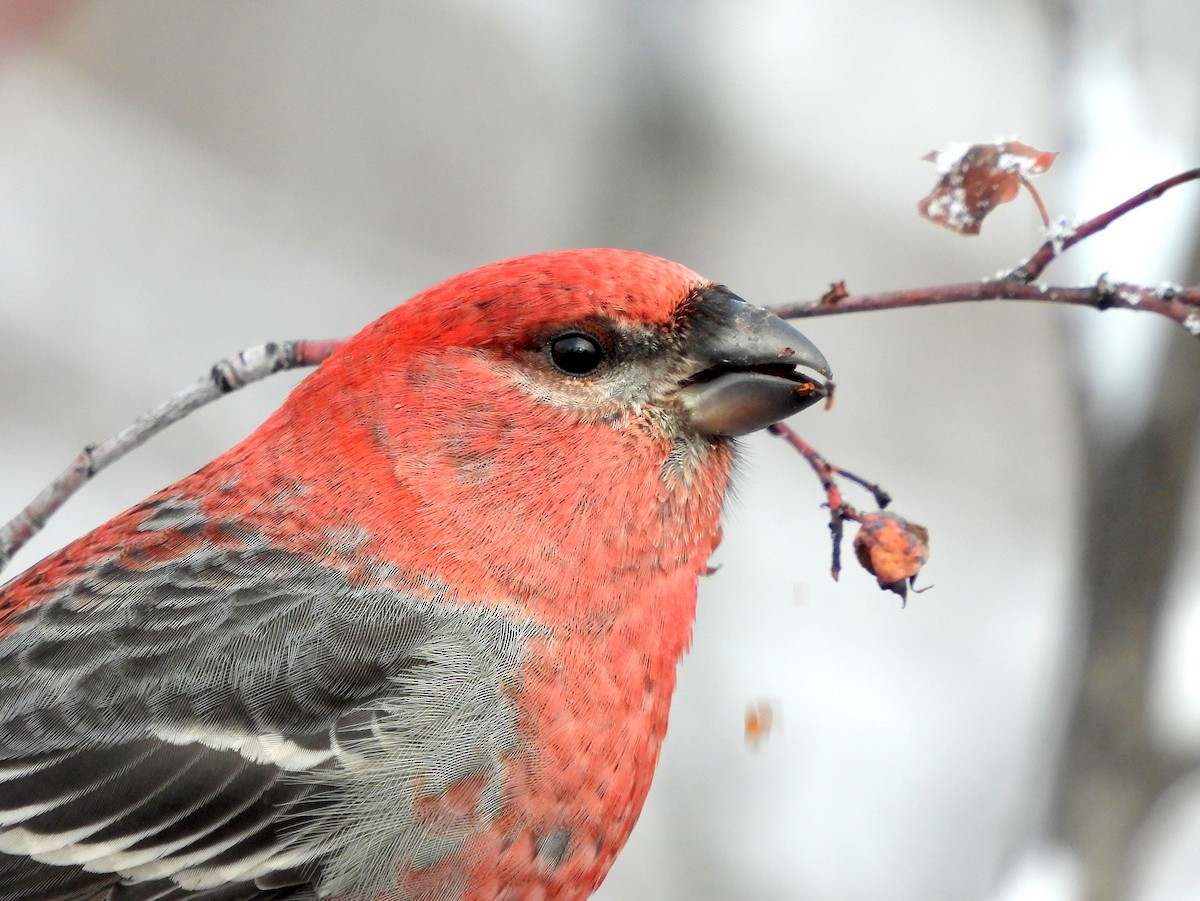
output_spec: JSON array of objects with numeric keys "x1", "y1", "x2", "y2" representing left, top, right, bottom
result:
[{"x1": 675, "y1": 286, "x2": 831, "y2": 437}]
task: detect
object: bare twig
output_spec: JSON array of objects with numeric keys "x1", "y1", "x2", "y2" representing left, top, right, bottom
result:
[
  {"x1": 1013, "y1": 167, "x2": 1200, "y2": 282},
  {"x1": 776, "y1": 278, "x2": 1200, "y2": 334},
  {"x1": 0, "y1": 338, "x2": 344, "y2": 575},
  {"x1": 774, "y1": 168, "x2": 1200, "y2": 335},
  {"x1": 768, "y1": 422, "x2": 888, "y2": 580}
]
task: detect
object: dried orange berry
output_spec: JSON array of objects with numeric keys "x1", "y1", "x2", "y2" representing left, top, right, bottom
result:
[{"x1": 853, "y1": 511, "x2": 930, "y2": 601}]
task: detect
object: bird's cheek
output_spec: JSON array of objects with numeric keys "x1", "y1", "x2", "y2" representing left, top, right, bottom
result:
[{"x1": 371, "y1": 359, "x2": 516, "y2": 475}]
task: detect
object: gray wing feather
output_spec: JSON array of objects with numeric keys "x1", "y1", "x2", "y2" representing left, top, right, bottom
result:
[
  {"x1": 0, "y1": 543, "x2": 433, "y2": 755},
  {"x1": 0, "y1": 528, "x2": 434, "y2": 901},
  {"x1": 0, "y1": 504, "x2": 536, "y2": 900}
]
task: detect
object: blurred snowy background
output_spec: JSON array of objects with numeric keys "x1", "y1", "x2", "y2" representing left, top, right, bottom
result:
[{"x1": 1, "y1": 2, "x2": 1199, "y2": 899}]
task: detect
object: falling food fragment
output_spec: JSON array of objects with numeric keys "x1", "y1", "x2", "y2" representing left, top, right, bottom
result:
[
  {"x1": 744, "y1": 699, "x2": 779, "y2": 750},
  {"x1": 853, "y1": 511, "x2": 930, "y2": 603}
]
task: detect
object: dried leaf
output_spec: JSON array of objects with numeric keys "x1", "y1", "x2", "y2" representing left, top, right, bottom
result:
[{"x1": 919, "y1": 141, "x2": 1057, "y2": 235}]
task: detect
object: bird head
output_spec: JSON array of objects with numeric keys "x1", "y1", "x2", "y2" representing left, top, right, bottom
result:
[
  {"x1": 257, "y1": 249, "x2": 830, "y2": 609},
  {"x1": 319, "y1": 248, "x2": 830, "y2": 442}
]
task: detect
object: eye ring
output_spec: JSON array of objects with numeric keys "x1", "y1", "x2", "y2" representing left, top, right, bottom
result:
[{"x1": 548, "y1": 332, "x2": 606, "y2": 376}]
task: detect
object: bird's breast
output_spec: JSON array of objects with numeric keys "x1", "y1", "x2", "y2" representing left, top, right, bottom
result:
[{"x1": 468, "y1": 565, "x2": 701, "y2": 897}]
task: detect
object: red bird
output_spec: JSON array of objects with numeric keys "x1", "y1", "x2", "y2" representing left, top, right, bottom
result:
[{"x1": 0, "y1": 249, "x2": 829, "y2": 900}]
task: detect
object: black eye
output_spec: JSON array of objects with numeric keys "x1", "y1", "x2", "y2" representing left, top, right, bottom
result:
[{"x1": 549, "y1": 332, "x2": 605, "y2": 375}]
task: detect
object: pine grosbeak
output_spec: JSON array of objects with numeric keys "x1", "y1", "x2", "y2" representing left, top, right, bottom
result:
[{"x1": 0, "y1": 249, "x2": 829, "y2": 900}]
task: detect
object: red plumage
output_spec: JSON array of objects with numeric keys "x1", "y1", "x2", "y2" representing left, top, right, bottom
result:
[{"x1": 0, "y1": 249, "x2": 829, "y2": 900}]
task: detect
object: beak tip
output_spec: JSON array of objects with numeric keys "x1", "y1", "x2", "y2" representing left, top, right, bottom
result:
[
  {"x1": 678, "y1": 287, "x2": 832, "y2": 435},
  {"x1": 780, "y1": 332, "x2": 831, "y2": 381}
]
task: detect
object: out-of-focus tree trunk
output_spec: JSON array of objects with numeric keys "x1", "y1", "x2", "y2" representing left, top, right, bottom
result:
[
  {"x1": 1043, "y1": 1, "x2": 1200, "y2": 891},
  {"x1": 1050, "y1": 236, "x2": 1200, "y2": 899}
]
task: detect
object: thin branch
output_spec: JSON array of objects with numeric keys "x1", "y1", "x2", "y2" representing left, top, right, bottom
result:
[
  {"x1": 774, "y1": 168, "x2": 1200, "y2": 335},
  {"x1": 1014, "y1": 167, "x2": 1200, "y2": 282},
  {"x1": 0, "y1": 338, "x2": 344, "y2": 575},
  {"x1": 768, "y1": 422, "x2": 885, "y2": 580},
  {"x1": 776, "y1": 278, "x2": 1200, "y2": 334}
]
